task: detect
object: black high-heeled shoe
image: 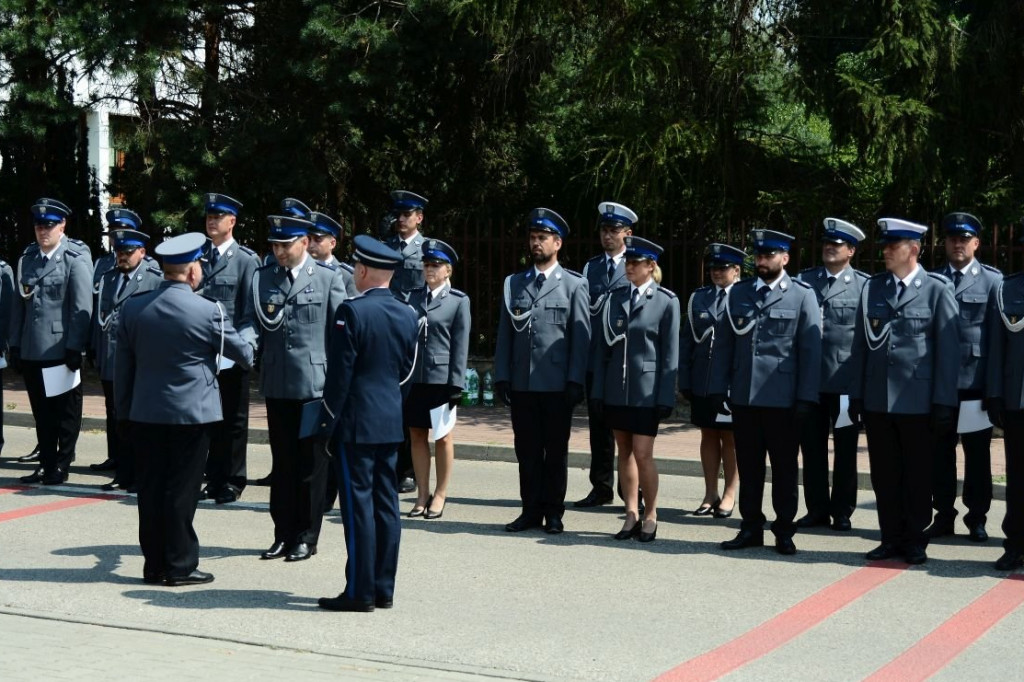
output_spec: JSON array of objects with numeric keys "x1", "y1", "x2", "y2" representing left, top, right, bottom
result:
[
  {"x1": 614, "y1": 520, "x2": 642, "y2": 540},
  {"x1": 638, "y1": 520, "x2": 658, "y2": 543},
  {"x1": 693, "y1": 497, "x2": 721, "y2": 516},
  {"x1": 408, "y1": 495, "x2": 431, "y2": 518},
  {"x1": 424, "y1": 497, "x2": 446, "y2": 519},
  {"x1": 713, "y1": 504, "x2": 734, "y2": 519}
]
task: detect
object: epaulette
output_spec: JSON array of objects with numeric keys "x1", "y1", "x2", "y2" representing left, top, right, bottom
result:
[
  {"x1": 22, "y1": 243, "x2": 39, "y2": 256},
  {"x1": 448, "y1": 288, "x2": 467, "y2": 298},
  {"x1": 200, "y1": 293, "x2": 219, "y2": 304},
  {"x1": 799, "y1": 266, "x2": 819, "y2": 275},
  {"x1": 63, "y1": 247, "x2": 82, "y2": 258},
  {"x1": 339, "y1": 262, "x2": 354, "y2": 273},
  {"x1": 853, "y1": 269, "x2": 870, "y2": 279},
  {"x1": 790, "y1": 278, "x2": 812, "y2": 289},
  {"x1": 256, "y1": 260, "x2": 277, "y2": 272},
  {"x1": 656, "y1": 287, "x2": 677, "y2": 299},
  {"x1": 143, "y1": 254, "x2": 157, "y2": 263},
  {"x1": 144, "y1": 264, "x2": 162, "y2": 276},
  {"x1": 869, "y1": 271, "x2": 890, "y2": 280},
  {"x1": 0, "y1": 258, "x2": 7, "y2": 268},
  {"x1": 561, "y1": 268, "x2": 583, "y2": 279},
  {"x1": 67, "y1": 237, "x2": 90, "y2": 251},
  {"x1": 236, "y1": 244, "x2": 258, "y2": 257},
  {"x1": 586, "y1": 254, "x2": 605, "y2": 264},
  {"x1": 315, "y1": 261, "x2": 335, "y2": 271},
  {"x1": 694, "y1": 283, "x2": 715, "y2": 293},
  {"x1": 981, "y1": 263, "x2": 1002, "y2": 275},
  {"x1": 927, "y1": 272, "x2": 952, "y2": 284}
]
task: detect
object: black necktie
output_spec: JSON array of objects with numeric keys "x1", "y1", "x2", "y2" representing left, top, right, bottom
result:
[
  {"x1": 400, "y1": 240, "x2": 408, "y2": 251},
  {"x1": 631, "y1": 288, "x2": 640, "y2": 312},
  {"x1": 426, "y1": 291, "x2": 433, "y2": 305},
  {"x1": 952, "y1": 270, "x2": 963, "y2": 288},
  {"x1": 825, "y1": 275, "x2": 836, "y2": 293},
  {"x1": 897, "y1": 281, "x2": 907, "y2": 300},
  {"x1": 209, "y1": 248, "x2": 219, "y2": 269},
  {"x1": 607, "y1": 259, "x2": 616, "y2": 283},
  {"x1": 117, "y1": 273, "x2": 130, "y2": 297},
  {"x1": 758, "y1": 285, "x2": 770, "y2": 301},
  {"x1": 535, "y1": 273, "x2": 546, "y2": 289},
  {"x1": 715, "y1": 288, "x2": 726, "y2": 314},
  {"x1": 287, "y1": 270, "x2": 295, "y2": 284}
]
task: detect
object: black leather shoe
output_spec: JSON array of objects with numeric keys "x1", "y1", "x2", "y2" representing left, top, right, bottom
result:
[
  {"x1": 17, "y1": 447, "x2": 40, "y2": 463},
  {"x1": 375, "y1": 597, "x2": 394, "y2": 609},
  {"x1": 574, "y1": 490, "x2": 614, "y2": 508},
  {"x1": 164, "y1": 570, "x2": 214, "y2": 586},
  {"x1": 260, "y1": 541, "x2": 288, "y2": 560},
  {"x1": 215, "y1": 487, "x2": 239, "y2": 505},
  {"x1": 968, "y1": 523, "x2": 989, "y2": 543},
  {"x1": 866, "y1": 543, "x2": 901, "y2": 561},
  {"x1": 318, "y1": 595, "x2": 375, "y2": 612},
  {"x1": 89, "y1": 458, "x2": 117, "y2": 471},
  {"x1": 544, "y1": 516, "x2": 564, "y2": 534},
  {"x1": 831, "y1": 516, "x2": 852, "y2": 531},
  {"x1": 925, "y1": 520, "x2": 955, "y2": 539},
  {"x1": 253, "y1": 474, "x2": 272, "y2": 486},
  {"x1": 775, "y1": 537, "x2": 797, "y2": 555},
  {"x1": 505, "y1": 515, "x2": 543, "y2": 532},
  {"x1": 101, "y1": 480, "x2": 123, "y2": 492},
  {"x1": 142, "y1": 573, "x2": 165, "y2": 585},
  {"x1": 285, "y1": 543, "x2": 317, "y2": 562},
  {"x1": 796, "y1": 512, "x2": 831, "y2": 529},
  {"x1": 19, "y1": 469, "x2": 44, "y2": 484},
  {"x1": 614, "y1": 521, "x2": 642, "y2": 541},
  {"x1": 903, "y1": 545, "x2": 928, "y2": 565},
  {"x1": 41, "y1": 468, "x2": 67, "y2": 485},
  {"x1": 721, "y1": 530, "x2": 764, "y2": 550},
  {"x1": 996, "y1": 550, "x2": 1024, "y2": 571},
  {"x1": 398, "y1": 476, "x2": 416, "y2": 494},
  {"x1": 199, "y1": 486, "x2": 213, "y2": 500}
]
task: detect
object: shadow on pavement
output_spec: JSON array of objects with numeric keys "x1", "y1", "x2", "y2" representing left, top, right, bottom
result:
[{"x1": 122, "y1": 589, "x2": 320, "y2": 611}]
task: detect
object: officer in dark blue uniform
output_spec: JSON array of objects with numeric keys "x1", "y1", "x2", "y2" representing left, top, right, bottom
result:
[
  {"x1": 317, "y1": 235, "x2": 418, "y2": 613},
  {"x1": 494, "y1": 208, "x2": 591, "y2": 534},
  {"x1": 308, "y1": 211, "x2": 358, "y2": 298},
  {"x1": 794, "y1": 218, "x2": 869, "y2": 532},
  {"x1": 849, "y1": 218, "x2": 960, "y2": 565},
  {"x1": 199, "y1": 193, "x2": 260, "y2": 504},
  {"x1": 927, "y1": 212, "x2": 1002, "y2": 543},
  {"x1": 575, "y1": 201, "x2": 633, "y2": 508},
  {"x1": 709, "y1": 229, "x2": 822, "y2": 555}
]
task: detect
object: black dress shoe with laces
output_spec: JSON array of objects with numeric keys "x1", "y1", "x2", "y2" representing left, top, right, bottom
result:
[
  {"x1": 375, "y1": 597, "x2": 394, "y2": 609},
  {"x1": 398, "y1": 476, "x2": 416, "y2": 494},
  {"x1": 164, "y1": 570, "x2": 214, "y2": 586},
  {"x1": 544, "y1": 516, "x2": 564, "y2": 534},
  {"x1": 967, "y1": 523, "x2": 988, "y2": 543},
  {"x1": 831, "y1": 516, "x2": 852, "y2": 531},
  {"x1": 285, "y1": 542, "x2": 317, "y2": 562},
  {"x1": 775, "y1": 537, "x2": 797, "y2": 555},
  {"x1": 996, "y1": 550, "x2": 1024, "y2": 571},
  {"x1": 143, "y1": 573, "x2": 166, "y2": 585},
  {"x1": 89, "y1": 458, "x2": 117, "y2": 472},
  {"x1": 17, "y1": 447, "x2": 40, "y2": 463},
  {"x1": 19, "y1": 469, "x2": 44, "y2": 484},
  {"x1": 505, "y1": 515, "x2": 543, "y2": 532},
  {"x1": 903, "y1": 545, "x2": 928, "y2": 565},
  {"x1": 318, "y1": 595, "x2": 374, "y2": 612},
  {"x1": 215, "y1": 486, "x2": 239, "y2": 505},
  {"x1": 101, "y1": 480, "x2": 123, "y2": 492},
  {"x1": 866, "y1": 543, "x2": 901, "y2": 561},
  {"x1": 260, "y1": 541, "x2": 288, "y2": 560},
  {"x1": 795, "y1": 512, "x2": 831, "y2": 529},
  {"x1": 574, "y1": 490, "x2": 614, "y2": 508},
  {"x1": 41, "y1": 468, "x2": 67, "y2": 485},
  {"x1": 721, "y1": 529, "x2": 764, "y2": 550},
  {"x1": 925, "y1": 519, "x2": 955, "y2": 539}
]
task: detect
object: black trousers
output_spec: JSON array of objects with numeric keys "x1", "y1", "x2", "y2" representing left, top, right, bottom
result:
[
  {"x1": 334, "y1": 441, "x2": 401, "y2": 604},
  {"x1": 134, "y1": 423, "x2": 210, "y2": 579},
  {"x1": 1002, "y1": 411, "x2": 1024, "y2": 552},
  {"x1": 396, "y1": 429, "x2": 413, "y2": 480},
  {"x1": 22, "y1": 359, "x2": 82, "y2": 473},
  {"x1": 206, "y1": 365, "x2": 250, "y2": 492},
  {"x1": 510, "y1": 391, "x2": 572, "y2": 520},
  {"x1": 932, "y1": 396, "x2": 992, "y2": 526},
  {"x1": 864, "y1": 411, "x2": 934, "y2": 549},
  {"x1": 799, "y1": 392, "x2": 859, "y2": 519},
  {"x1": 101, "y1": 380, "x2": 136, "y2": 484},
  {"x1": 731, "y1": 406, "x2": 799, "y2": 538},
  {"x1": 0, "y1": 368, "x2": 5, "y2": 452},
  {"x1": 266, "y1": 398, "x2": 328, "y2": 545},
  {"x1": 585, "y1": 372, "x2": 615, "y2": 497},
  {"x1": 323, "y1": 456, "x2": 340, "y2": 514}
]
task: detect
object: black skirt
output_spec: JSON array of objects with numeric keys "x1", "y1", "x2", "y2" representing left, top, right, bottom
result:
[
  {"x1": 604, "y1": 406, "x2": 661, "y2": 437},
  {"x1": 403, "y1": 383, "x2": 453, "y2": 430},
  {"x1": 689, "y1": 394, "x2": 733, "y2": 431}
]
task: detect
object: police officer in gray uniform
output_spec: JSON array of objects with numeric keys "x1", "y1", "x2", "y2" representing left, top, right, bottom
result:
[
  {"x1": 927, "y1": 212, "x2": 1001, "y2": 543},
  {"x1": 199, "y1": 193, "x2": 260, "y2": 503},
  {"x1": 985, "y1": 247, "x2": 1024, "y2": 571},
  {"x1": 849, "y1": 218, "x2": 960, "y2": 565},
  {"x1": 255, "y1": 215, "x2": 347, "y2": 563},
  {"x1": 94, "y1": 214, "x2": 163, "y2": 490},
  {"x1": 309, "y1": 211, "x2": 358, "y2": 298},
  {"x1": 494, "y1": 208, "x2": 591, "y2": 534},
  {"x1": 11, "y1": 198, "x2": 93, "y2": 485},
  {"x1": 115, "y1": 232, "x2": 255, "y2": 586},
  {"x1": 575, "y1": 201, "x2": 632, "y2": 508},
  {"x1": 709, "y1": 229, "x2": 821, "y2": 555},
  {"x1": 794, "y1": 218, "x2": 869, "y2": 532}
]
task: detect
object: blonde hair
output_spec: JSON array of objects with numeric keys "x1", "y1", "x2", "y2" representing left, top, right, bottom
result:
[{"x1": 653, "y1": 262, "x2": 663, "y2": 284}]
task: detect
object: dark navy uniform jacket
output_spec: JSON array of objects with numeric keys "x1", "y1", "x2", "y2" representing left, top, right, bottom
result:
[
  {"x1": 679, "y1": 284, "x2": 729, "y2": 397},
  {"x1": 986, "y1": 273, "x2": 1024, "y2": 411},
  {"x1": 581, "y1": 253, "x2": 627, "y2": 372},
  {"x1": 385, "y1": 233, "x2": 425, "y2": 302},
  {"x1": 932, "y1": 260, "x2": 1001, "y2": 392},
  {"x1": 708, "y1": 273, "x2": 822, "y2": 407},
  {"x1": 795, "y1": 265, "x2": 869, "y2": 395},
  {"x1": 849, "y1": 268, "x2": 960, "y2": 414},
  {"x1": 407, "y1": 283, "x2": 471, "y2": 389},
  {"x1": 95, "y1": 262, "x2": 164, "y2": 381},
  {"x1": 320, "y1": 287, "x2": 419, "y2": 444}
]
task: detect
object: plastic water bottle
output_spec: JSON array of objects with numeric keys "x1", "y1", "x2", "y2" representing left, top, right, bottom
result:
[
  {"x1": 463, "y1": 368, "x2": 479, "y2": 406},
  {"x1": 482, "y1": 370, "x2": 494, "y2": 407}
]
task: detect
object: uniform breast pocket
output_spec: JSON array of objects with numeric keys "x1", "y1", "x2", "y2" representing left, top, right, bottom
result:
[
  {"x1": 828, "y1": 303, "x2": 856, "y2": 326},
  {"x1": 900, "y1": 308, "x2": 930, "y2": 336},
  {"x1": 261, "y1": 294, "x2": 286, "y2": 318},
  {"x1": 206, "y1": 275, "x2": 237, "y2": 300},
  {"x1": 767, "y1": 307, "x2": 797, "y2": 335},
  {"x1": 41, "y1": 277, "x2": 64, "y2": 300},
  {"x1": 642, "y1": 361, "x2": 657, "y2": 373},
  {"x1": 293, "y1": 291, "x2": 323, "y2": 324},
  {"x1": 545, "y1": 300, "x2": 568, "y2": 325},
  {"x1": 432, "y1": 353, "x2": 450, "y2": 368},
  {"x1": 958, "y1": 294, "x2": 988, "y2": 324}
]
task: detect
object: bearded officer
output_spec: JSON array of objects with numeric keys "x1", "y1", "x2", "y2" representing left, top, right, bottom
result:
[
  {"x1": 93, "y1": 213, "x2": 163, "y2": 491},
  {"x1": 200, "y1": 192, "x2": 260, "y2": 504},
  {"x1": 709, "y1": 229, "x2": 821, "y2": 555},
  {"x1": 794, "y1": 218, "x2": 869, "y2": 532},
  {"x1": 11, "y1": 198, "x2": 93, "y2": 485},
  {"x1": 494, "y1": 208, "x2": 591, "y2": 534},
  {"x1": 309, "y1": 211, "x2": 358, "y2": 298},
  {"x1": 575, "y1": 201, "x2": 633, "y2": 509},
  {"x1": 115, "y1": 232, "x2": 255, "y2": 586},
  {"x1": 255, "y1": 215, "x2": 347, "y2": 562},
  {"x1": 849, "y1": 218, "x2": 959, "y2": 565},
  {"x1": 926, "y1": 212, "x2": 1001, "y2": 543}
]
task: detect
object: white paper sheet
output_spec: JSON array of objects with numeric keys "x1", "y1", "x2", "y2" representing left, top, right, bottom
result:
[
  {"x1": 217, "y1": 355, "x2": 235, "y2": 371},
  {"x1": 715, "y1": 392, "x2": 733, "y2": 424},
  {"x1": 958, "y1": 399, "x2": 992, "y2": 434},
  {"x1": 0, "y1": 354, "x2": 7, "y2": 370},
  {"x1": 834, "y1": 394, "x2": 853, "y2": 429},
  {"x1": 430, "y1": 403, "x2": 457, "y2": 441},
  {"x1": 43, "y1": 364, "x2": 81, "y2": 397}
]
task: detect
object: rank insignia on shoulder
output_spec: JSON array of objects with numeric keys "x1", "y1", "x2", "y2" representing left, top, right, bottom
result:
[
  {"x1": 307, "y1": 266, "x2": 314, "y2": 275},
  {"x1": 1012, "y1": 315, "x2": 1019, "y2": 324},
  {"x1": 616, "y1": 318, "x2": 624, "y2": 329},
  {"x1": 267, "y1": 304, "x2": 275, "y2": 314},
  {"x1": 871, "y1": 318, "x2": 880, "y2": 329}
]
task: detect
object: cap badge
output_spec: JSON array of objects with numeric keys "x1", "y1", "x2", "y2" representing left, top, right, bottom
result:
[
  {"x1": 207, "y1": 193, "x2": 215, "y2": 202},
  {"x1": 273, "y1": 217, "x2": 281, "y2": 227},
  {"x1": 827, "y1": 219, "x2": 836, "y2": 228},
  {"x1": 755, "y1": 230, "x2": 764, "y2": 240},
  {"x1": 429, "y1": 239, "x2": 437, "y2": 249},
  {"x1": 713, "y1": 245, "x2": 721, "y2": 253}
]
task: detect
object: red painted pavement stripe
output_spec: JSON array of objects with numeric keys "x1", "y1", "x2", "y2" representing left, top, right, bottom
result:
[
  {"x1": 0, "y1": 485, "x2": 30, "y2": 495},
  {"x1": 864, "y1": 575, "x2": 1024, "y2": 682},
  {"x1": 654, "y1": 562, "x2": 907, "y2": 682},
  {"x1": 0, "y1": 493, "x2": 117, "y2": 522}
]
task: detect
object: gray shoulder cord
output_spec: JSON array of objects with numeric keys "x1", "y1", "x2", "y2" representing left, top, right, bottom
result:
[
  {"x1": 16, "y1": 254, "x2": 34, "y2": 300},
  {"x1": 503, "y1": 274, "x2": 533, "y2": 333},
  {"x1": 602, "y1": 292, "x2": 628, "y2": 387},
  {"x1": 998, "y1": 281, "x2": 1024, "y2": 333},
  {"x1": 215, "y1": 300, "x2": 226, "y2": 377},
  {"x1": 687, "y1": 291, "x2": 715, "y2": 344},
  {"x1": 724, "y1": 291, "x2": 757, "y2": 337},
  {"x1": 399, "y1": 317, "x2": 427, "y2": 387},
  {"x1": 251, "y1": 269, "x2": 286, "y2": 331},
  {"x1": 862, "y1": 283, "x2": 892, "y2": 351}
]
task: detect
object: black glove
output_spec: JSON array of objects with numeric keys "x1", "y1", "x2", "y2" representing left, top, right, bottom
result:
[
  {"x1": 8, "y1": 346, "x2": 21, "y2": 373},
  {"x1": 565, "y1": 382, "x2": 584, "y2": 407},
  {"x1": 589, "y1": 398, "x2": 605, "y2": 414},
  {"x1": 447, "y1": 385, "x2": 463, "y2": 410},
  {"x1": 848, "y1": 399, "x2": 864, "y2": 425},
  {"x1": 794, "y1": 400, "x2": 815, "y2": 427},
  {"x1": 681, "y1": 389, "x2": 695, "y2": 403},
  {"x1": 116, "y1": 420, "x2": 131, "y2": 442},
  {"x1": 495, "y1": 381, "x2": 512, "y2": 407},
  {"x1": 987, "y1": 397, "x2": 1006, "y2": 430},
  {"x1": 656, "y1": 405, "x2": 673, "y2": 420},
  {"x1": 65, "y1": 349, "x2": 83, "y2": 372},
  {"x1": 930, "y1": 405, "x2": 955, "y2": 434},
  {"x1": 708, "y1": 393, "x2": 728, "y2": 416}
]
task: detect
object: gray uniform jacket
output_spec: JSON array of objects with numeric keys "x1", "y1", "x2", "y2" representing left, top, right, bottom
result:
[
  {"x1": 795, "y1": 265, "x2": 869, "y2": 395},
  {"x1": 90, "y1": 252, "x2": 156, "y2": 355},
  {"x1": 336, "y1": 260, "x2": 359, "y2": 298},
  {"x1": 11, "y1": 238, "x2": 94, "y2": 360},
  {"x1": 115, "y1": 281, "x2": 255, "y2": 424},
  {"x1": 986, "y1": 273, "x2": 1024, "y2": 411},
  {"x1": 385, "y1": 233, "x2": 425, "y2": 302},
  {"x1": 0, "y1": 259, "x2": 14, "y2": 351},
  {"x1": 932, "y1": 260, "x2": 1001, "y2": 392},
  {"x1": 255, "y1": 258, "x2": 347, "y2": 400},
  {"x1": 95, "y1": 263, "x2": 164, "y2": 381},
  {"x1": 678, "y1": 285, "x2": 727, "y2": 397},
  {"x1": 581, "y1": 253, "x2": 628, "y2": 373},
  {"x1": 199, "y1": 240, "x2": 260, "y2": 347},
  {"x1": 494, "y1": 264, "x2": 591, "y2": 392},
  {"x1": 708, "y1": 273, "x2": 822, "y2": 407},
  {"x1": 593, "y1": 283, "x2": 680, "y2": 408},
  {"x1": 408, "y1": 283, "x2": 471, "y2": 388},
  {"x1": 849, "y1": 269, "x2": 960, "y2": 414}
]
